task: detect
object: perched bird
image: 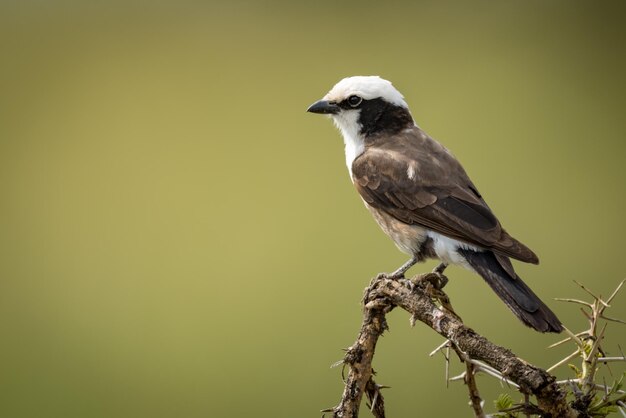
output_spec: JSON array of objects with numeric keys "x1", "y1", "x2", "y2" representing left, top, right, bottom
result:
[{"x1": 307, "y1": 76, "x2": 562, "y2": 333}]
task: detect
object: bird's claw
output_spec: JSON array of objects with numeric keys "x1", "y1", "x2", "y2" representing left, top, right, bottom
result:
[
  {"x1": 412, "y1": 271, "x2": 448, "y2": 291},
  {"x1": 410, "y1": 272, "x2": 461, "y2": 320}
]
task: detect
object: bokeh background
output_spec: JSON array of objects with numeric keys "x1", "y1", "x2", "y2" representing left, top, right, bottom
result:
[{"x1": 1, "y1": 1, "x2": 625, "y2": 417}]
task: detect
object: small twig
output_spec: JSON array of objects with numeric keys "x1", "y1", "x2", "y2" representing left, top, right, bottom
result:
[
  {"x1": 447, "y1": 343, "x2": 486, "y2": 417},
  {"x1": 464, "y1": 360, "x2": 486, "y2": 418}
]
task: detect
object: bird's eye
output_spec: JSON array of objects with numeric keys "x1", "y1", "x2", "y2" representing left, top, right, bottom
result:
[{"x1": 347, "y1": 95, "x2": 362, "y2": 107}]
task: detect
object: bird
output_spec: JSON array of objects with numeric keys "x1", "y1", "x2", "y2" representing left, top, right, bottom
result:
[{"x1": 307, "y1": 76, "x2": 562, "y2": 333}]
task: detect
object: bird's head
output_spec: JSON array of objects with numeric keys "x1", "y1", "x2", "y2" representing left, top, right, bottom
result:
[{"x1": 307, "y1": 76, "x2": 414, "y2": 138}]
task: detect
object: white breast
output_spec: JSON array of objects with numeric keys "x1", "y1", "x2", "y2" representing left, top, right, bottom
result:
[{"x1": 331, "y1": 111, "x2": 365, "y2": 179}]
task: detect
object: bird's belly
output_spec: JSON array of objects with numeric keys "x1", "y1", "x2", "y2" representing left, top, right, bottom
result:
[
  {"x1": 363, "y1": 201, "x2": 481, "y2": 269},
  {"x1": 364, "y1": 204, "x2": 428, "y2": 255},
  {"x1": 426, "y1": 230, "x2": 477, "y2": 268}
]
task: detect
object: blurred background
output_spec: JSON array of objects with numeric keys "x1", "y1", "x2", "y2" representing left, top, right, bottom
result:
[{"x1": 1, "y1": 1, "x2": 625, "y2": 417}]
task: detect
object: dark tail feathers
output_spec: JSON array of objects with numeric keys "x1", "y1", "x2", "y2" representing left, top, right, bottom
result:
[{"x1": 458, "y1": 249, "x2": 563, "y2": 333}]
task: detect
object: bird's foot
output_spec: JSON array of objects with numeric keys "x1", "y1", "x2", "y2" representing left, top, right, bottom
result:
[
  {"x1": 372, "y1": 272, "x2": 415, "y2": 296},
  {"x1": 410, "y1": 269, "x2": 461, "y2": 320},
  {"x1": 413, "y1": 269, "x2": 448, "y2": 291}
]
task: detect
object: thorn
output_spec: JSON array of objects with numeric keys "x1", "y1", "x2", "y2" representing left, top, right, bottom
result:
[
  {"x1": 330, "y1": 359, "x2": 344, "y2": 368},
  {"x1": 574, "y1": 280, "x2": 609, "y2": 307},
  {"x1": 562, "y1": 326, "x2": 585, "y2": 350},
  {"x1": 429, "y1": 339, "x2": 451, "y2": 356},
  {"x1": 369, "y1": 392, "x2": 378, "y2": 412},
  {"x1": 449, "y1": 372, "x2": 466, "y2": 381},
  {"x1": 547, "y1": 331, "x2": 587, "y2": 349},
  {"x1": 606, "y1": 279, "x2": 626, "y2": 304},
  {"x1": 445, "y1": 344, "x2": 450, "y2": 389},
  {"x1": 601, "y1": 315, "x2": 626, "y2": 325},
  {"x1": 554, "y1": 297, "x2": 593, "y2": 308},
  {"x1": 468, "y1": 359, "x2": 519, "y2": 388},
  {"x1": 546, "y1": 350, "x2": 579, "y2": 373},
  {"x1": 548, "y1": 336, "x2": 573, "y2": 349},
  {"x1": 597, "y1": 356, "x2": 626, "y2": 363}
]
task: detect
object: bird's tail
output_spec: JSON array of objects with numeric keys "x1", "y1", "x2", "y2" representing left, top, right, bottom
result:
[{"x1": 458, "y1": 248, "x2": 563, "y2": 333}]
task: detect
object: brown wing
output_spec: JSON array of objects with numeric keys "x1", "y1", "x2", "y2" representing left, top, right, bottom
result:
[{"x1": 352, "y1": 128, "x2": 539, "y2": 264}]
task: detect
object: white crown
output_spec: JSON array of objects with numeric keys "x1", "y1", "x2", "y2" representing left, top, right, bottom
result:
[{"x1": 323, "y1": 76, "x2": 408, "y2": 108}]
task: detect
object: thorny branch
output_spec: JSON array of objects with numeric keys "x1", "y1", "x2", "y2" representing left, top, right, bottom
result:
[
  {"x1": 323, "y1": 274, "x2": 625, "y2": 418},
  {"x1": 548, "y1": 279, "x2": 626, "y2": 416}
]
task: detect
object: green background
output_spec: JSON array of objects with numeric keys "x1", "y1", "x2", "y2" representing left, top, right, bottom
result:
[{"x1": 1, "y1": 1, "x2": 625, "y2": 417}]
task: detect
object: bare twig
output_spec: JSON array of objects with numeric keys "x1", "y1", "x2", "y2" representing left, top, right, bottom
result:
[{"x1": 464, "y1": 360, "x2": 485, "y2": 418}]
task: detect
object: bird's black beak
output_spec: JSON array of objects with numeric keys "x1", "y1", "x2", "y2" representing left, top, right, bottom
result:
[{"x1": 307, "y1": 100, "x2": 340, "y2": 115}]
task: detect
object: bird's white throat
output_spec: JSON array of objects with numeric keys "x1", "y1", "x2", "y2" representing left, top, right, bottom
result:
[{"x1": 331, "y1": 111, "x2": 365, "y2": 179}]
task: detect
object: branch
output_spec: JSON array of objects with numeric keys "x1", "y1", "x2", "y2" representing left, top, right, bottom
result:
[
  {"x1": 326, "y1": 273, "x2": 578, "y2": 418},
  {"x1": 324, "y1": 285, "x2": 391, "y2": 418}
]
